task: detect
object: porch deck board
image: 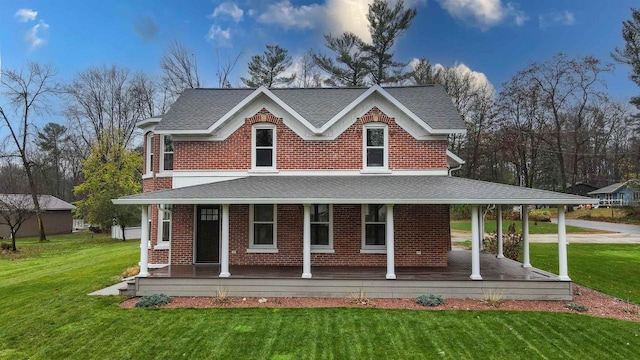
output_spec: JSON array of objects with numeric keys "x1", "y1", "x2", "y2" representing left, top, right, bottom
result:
[{"x1": 129, "y1": 250, "x2": 573, "y2": 300}]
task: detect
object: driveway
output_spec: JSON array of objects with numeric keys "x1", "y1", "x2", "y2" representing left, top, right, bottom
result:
[
  {"x1": 451, "y1": 231, "x2": 640, "y2": 244},
  {"x1": 550, "y1": 218, "x2": 640, "y2": 235}
]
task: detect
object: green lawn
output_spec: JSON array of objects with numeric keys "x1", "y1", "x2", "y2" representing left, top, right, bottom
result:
[
  {"x1": 451, "y1": 220, "x2": 595, "y2": 234},
  {"x1": 1, "y1": 233, "x2": 639, "y2": 359},
  {"x1": 530, "y1": 243, "x2": 640, "y2": 304}
]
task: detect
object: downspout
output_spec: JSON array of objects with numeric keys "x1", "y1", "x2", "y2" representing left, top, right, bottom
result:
[{"x1": 448, "y1": 164, "x2": 463, "y2": 176}]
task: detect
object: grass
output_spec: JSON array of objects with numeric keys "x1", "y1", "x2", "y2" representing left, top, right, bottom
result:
[
  {"x1": 530, "y1": 243, "x2": 640, "y2": 305},
  {"x1": 1, "y1": 233, "x2": 640, "y2": 359},
  {"x1": 450, "y1": 220, "x2": 595, "y2": 234}
]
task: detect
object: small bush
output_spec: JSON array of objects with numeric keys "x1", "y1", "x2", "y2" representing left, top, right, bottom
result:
[
  {"x1": 481, "y1": 288, "x2": 504, "y2": 307},
  {"x1": 564, "y1": 302, "x2": 588, "y2": 312},
  {"x1": 135, "y1": 294, "x2": 172, "y2": 308},
  {"x1": 503, "y1": 209, "x2": 521, "y2": 221},
  {"x1": 121, "y1": 266, "x2": 140, "y2": 278},
  {"x1": 416, "y1": 293, "x2": 446, "y2": 307},
  {"x1": 483, "y1": 232, "x2": 522, "y2": 261},
  {"x1": 1, "y1": 242, "x2": 12, "y2": 251},
  {"x1": 529, "y1": 209, "x2": 551, "y2": 222}
]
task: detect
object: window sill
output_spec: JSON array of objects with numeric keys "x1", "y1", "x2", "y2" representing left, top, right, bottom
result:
[
  {"x1": 154, "y1": 244, "x2": 170, "y2": 250},
  {"x1": 142, "y1": 173, "x2": 153, "y2": 179},
  {"x1": 360, "y1": 248, "x2": 387, "y2": 254},
  {"x1": 360, "y1": 169, "x2": 392, "y2": 174},
  {"x1": 311, "y1": 248, "x2": 335, "y2": 254},
  {"x1": 246, "y1": 248, "x2": 279, "y2": 253},
  {"x1": 156, "y1": 171, "x2": 173, "y2": 178},
  {"x1": 248, "y1": 169, "x2": 279, "y2": 174}
]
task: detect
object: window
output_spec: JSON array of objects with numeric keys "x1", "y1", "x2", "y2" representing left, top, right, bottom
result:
[
  {"x1": 156, "y1": 205, "x2": 171, "y2": 248},
  {"x1": 145, "y1": 132, "x2": 154, "y2": 174},
  {"x1": 249, "y1": 204, "x2": 277, "y2": 250},
  {"x1": 362, "y1": 204, "x2": 386, "y2": 251},
  {"x1": 311, "y1": 204, "x2": 332, "y2": 250},
  {"x1": 363, "y1": 124, "x2": 388, "y2": 169},
  {"x1": 252, "y1": 124, "x2": 276, "y2": 169},
  {"x1": 161, "y1": 135, "x2": 173, "y2": 171}
]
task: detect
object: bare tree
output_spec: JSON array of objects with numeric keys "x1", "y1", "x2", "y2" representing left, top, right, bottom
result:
[
  {"x1": 0, "y1": 194, "x2": 36, "y2": 251},
  {"x1": 410, "y1": 58, "x2": 439, "y2": 85},
  {"x1": 294, "y1": 50, "x2": 323, "y2": 88},
  {"x1": 161, "y1": 40, "x2": 201, "y2": 97},
  {"x1": 0, "y1": 62, "x2": 58, "y2": 242},
  {"x1": 216, "y1": 48, "x2": 243, "y2": 88}
]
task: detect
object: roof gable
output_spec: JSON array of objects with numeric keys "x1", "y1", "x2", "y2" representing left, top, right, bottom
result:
[{"x1": 153, "y1": 85, "x2": 466, "y2": 138}]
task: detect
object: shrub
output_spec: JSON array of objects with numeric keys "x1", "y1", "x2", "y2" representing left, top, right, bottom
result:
[
  {"x1": 1, "y1": 242, "x2": 12, "y2": 251},
  {"x1": 483, "y1": 231, "x2": 522, "y2": 261},
  {"x1": 121, "y1": 266, "x2": 140, "y2": 278},
  {"x1": 416, "y1": 293, "x2": 446, "y2": 307},
  {"x1": 503, "y1": 209, "x2": 521, "y2": 221},
  {"x1": 529, "y1": 209, "x2": 551, "y2": 222},
  {"x1": 135, "y1": 294, "x2": 172, "y2": 308},
  {"x1": 564, "y1": 303, "x2": 588, "y2": 312}
]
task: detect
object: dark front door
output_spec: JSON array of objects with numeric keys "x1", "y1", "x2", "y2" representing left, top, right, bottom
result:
[{"x1": 196, "y1": 205, "x2": 220, "y2": 263}]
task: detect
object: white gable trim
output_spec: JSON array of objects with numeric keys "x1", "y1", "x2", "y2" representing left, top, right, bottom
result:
[{"x1": 156, "y1": 85, "x2": 466, "y2": 139}]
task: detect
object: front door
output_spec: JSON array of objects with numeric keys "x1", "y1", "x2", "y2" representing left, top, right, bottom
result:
[{"x1": 196, "y1": 205, "x2": 220, "y2": 263}]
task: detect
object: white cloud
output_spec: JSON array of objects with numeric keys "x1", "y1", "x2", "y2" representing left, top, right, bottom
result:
[
  {"x1": 324, "y1": 0, "x2": 372, "y2": 41},
  {"x1": 212, "y1": 2, "x2": 244, "y2": 23},
  {"x1": 25, "y1": 20, "x2": 49, "y2": 49},
  {"x1": 257, "y1": 0, "x2": 324, "y2": 30},
  {"x1": 14, "y1": 8, "x2": 38, "y2": 22},
  {"x1": 435, "y1": 62, "x2": 495, "y2": 97},
  {"x1": 437, "y1": 0, "x2": 527, "y2": 30},
  {"x1": 206, "y1": 25, "x2": 231, "y2": 42},
  {"x1": 539, "y1": 11, "x2": 575, "y2": 30}
]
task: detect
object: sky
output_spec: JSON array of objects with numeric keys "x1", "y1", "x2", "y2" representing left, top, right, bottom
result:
[{"x1": 1, "y1": 0, "x2": 639, "y2": 116}]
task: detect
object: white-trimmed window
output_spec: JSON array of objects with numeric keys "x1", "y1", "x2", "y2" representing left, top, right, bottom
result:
[
  {"x1": 161, "y1": 135, "x2": 173, "y2": 171},
  {"x1": 252, "y1": 124, "x2": 276, "y2": 170},
  {"x1": 249, "y1": 204, "x2": 277, "y2": 251},
  {"x1": 361, "y1": 204, "x2": 386, "y2": 252},
  {"x1": 157, "y1": 204, "x2": 172, "y2": 246},
  {"x1": 145, "y1": 132, "x2": 154, "y2": 174},
  {"x1": 363, "y1": 124, "x2": 388, "y2": 169},
  {"x1": 311, "y1": 204, "x2": 333, "y2": 252}
]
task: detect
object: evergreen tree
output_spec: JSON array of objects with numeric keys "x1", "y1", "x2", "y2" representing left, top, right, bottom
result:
[
  {"x1": 241, "y1": 45, "x2": 296, "y2": 88},
  {"x1": 612, "y1": 8, "x2": 640, "y2": 107},
  {"x1": 312, "y1": 33, "x2": 369, "y2": 87}
]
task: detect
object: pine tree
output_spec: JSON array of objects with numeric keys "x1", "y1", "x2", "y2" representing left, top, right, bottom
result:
[{"x1": 241, "y1": 45, "x2": 296, "y2": 88}]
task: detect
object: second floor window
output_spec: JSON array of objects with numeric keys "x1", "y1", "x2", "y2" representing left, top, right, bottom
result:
[
  {"x1": 162, "y1": 135, "x2": 174, "y2": 171},
  {"x1": 253, "y1": 124, "x2": 276, "y2": 169},
  {"x1": 363, "y1": 124, "x2": 388, "y2": 169},
  {"x1": 145, "y1": 132, "x2": 154, "y2": 174}
]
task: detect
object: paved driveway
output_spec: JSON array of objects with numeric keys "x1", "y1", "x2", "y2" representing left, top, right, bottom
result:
[{"x1": 550, "y1": 218, "x2": 640, "y2": 235}]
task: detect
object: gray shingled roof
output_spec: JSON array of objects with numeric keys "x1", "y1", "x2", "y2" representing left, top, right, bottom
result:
[
  {"x1": 113, "y1": 176, "x2": 595, "y2": 205},
  {"x1": 154, "y1": 85, "x2": 465, "y2": 132},
  {"x1": 588, "y1": 182, "x2": 629, "y2": 195},
  {"x1": 0, "y1": 194, "x2": 75, "y2": 211}
]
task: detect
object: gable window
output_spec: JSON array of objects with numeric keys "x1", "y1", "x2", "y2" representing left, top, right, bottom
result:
[
  {"x1": 311, "y1": 204, "x2": 333, "y2": 251},
  {"x1": 145, "y1": 132, "x2": 154, "y2": 174},
  {"x1": 363, "y1": 124, "x2": 388, "y2": 169},
  {"x1": 249, "y1": 204, "x2": 277, "y2": 252},
  {"x1": 161, "y1": 135, "x2": 174, "y2": 171},
  {"x1": 252, "y1": 124, "x2": 276, "y2": 169},
  {"x1": 361, "y1": 204, "x2": 386, "y2": 252}
]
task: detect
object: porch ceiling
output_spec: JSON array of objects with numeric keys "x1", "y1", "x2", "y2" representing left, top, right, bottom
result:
[{"x1": 113, "y1": 175, "x2": 596, "y2": 205}]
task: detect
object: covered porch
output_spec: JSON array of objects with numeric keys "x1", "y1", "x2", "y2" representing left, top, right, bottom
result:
[{"x1": 114, "y1": 175, "x2": 596, "y2": 300}]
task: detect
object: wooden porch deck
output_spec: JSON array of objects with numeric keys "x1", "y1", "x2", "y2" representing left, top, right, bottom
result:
[{"x1": 127, "y1": 250, "x2": 572, "y2": 300}]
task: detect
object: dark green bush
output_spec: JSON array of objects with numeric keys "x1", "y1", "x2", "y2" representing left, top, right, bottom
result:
[
  {"x1": 416, "y1": 293, "x2": 446, "y2": 307},
  {"x1": 564, "y1": 303, "x2": 588, "y2": 312},
  {"x1": 135, "y1": 294, "x2": 172, "y2": 308}
]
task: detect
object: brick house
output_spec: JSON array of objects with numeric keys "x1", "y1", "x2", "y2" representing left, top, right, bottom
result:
[{"x1": 114, "y1": 85, "x2": 594, "y2": 299}]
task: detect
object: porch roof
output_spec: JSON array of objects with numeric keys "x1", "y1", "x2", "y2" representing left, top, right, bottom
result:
[{"x1": 113, "y1": 176, "x2": 596, "y2": 205}]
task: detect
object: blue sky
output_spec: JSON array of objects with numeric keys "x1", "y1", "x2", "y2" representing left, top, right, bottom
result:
[{"x1": 2, "y1": 0, "x2": 639, "y2": 101}]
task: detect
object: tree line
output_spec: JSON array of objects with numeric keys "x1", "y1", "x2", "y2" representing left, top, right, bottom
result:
[{"x1": 1, "y1": 1, "x2": 639, "y2": 249}]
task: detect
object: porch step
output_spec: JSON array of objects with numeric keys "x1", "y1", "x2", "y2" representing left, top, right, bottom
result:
[{"x1": 118, "y1": 280, "x2": 137, "y2": 296}]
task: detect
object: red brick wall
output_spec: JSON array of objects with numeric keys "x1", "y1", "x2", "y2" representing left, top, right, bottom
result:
[
  {"x1": 170, "y1": 204, "x2": 194, "y2": 265},
  {"x1": 222, "y1": 204, "x2": 450, "y2": 267},
  {"x1": 173, "y1": 108, "x2": 447, "y2": 171}
]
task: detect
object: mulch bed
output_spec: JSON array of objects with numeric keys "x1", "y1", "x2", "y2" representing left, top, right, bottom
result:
[{"x1": 120, "y1": 285, "x2": 640, "y2": 322}]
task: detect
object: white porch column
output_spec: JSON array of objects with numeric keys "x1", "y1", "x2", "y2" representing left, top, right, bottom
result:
[
  {"x1": 385, "y1": 204, "x2": 396, "y2": 280},
  {"x1": 219, "y1": 204, "x2": 231, "y2": 277},
  {"x1": 470, "y1": 205, "x2": 482, "y2": 280},
  {"x1": 302, "y1": 204, "x2": 312, "y2": 278},
  {"x1": 138, "y1": 206, "x2": 150, "y2": 277},
  {"x1": 522, "y1": 205, "x2": 531, "y2": 268},
  {"x1": 557, "y1": 205, "x2": 571, "y2": 281},
  {"x1": 496, "y1": 205, "x2": 504, "y2": 258}
]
